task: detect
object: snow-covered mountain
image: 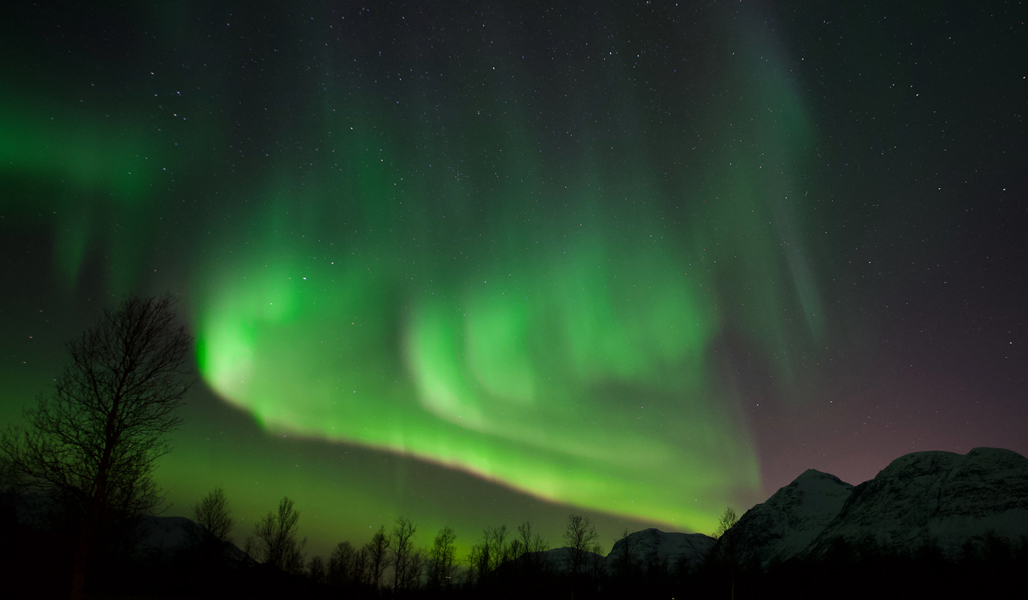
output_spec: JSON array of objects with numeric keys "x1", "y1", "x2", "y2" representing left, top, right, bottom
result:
[
  {"x1": 536, "y1": 529, "x2": 715, "y2": 575},
  {"x1": 717, "y1": 469, "x2": 853, "y2": 568},
  {"x1": 718, "y1": 447, "x2": 1028, "y2": 569},
  {"x1": 605, "y1": 528, "x2": 715, "y2": 572},
  {"x1": 804, "y1": 447, "x2": 1028, "y2": 559}
]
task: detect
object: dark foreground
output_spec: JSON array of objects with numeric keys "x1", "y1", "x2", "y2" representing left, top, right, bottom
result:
[{"x1": 3, "y1": 524, "x2": 1027, "y2": 600}]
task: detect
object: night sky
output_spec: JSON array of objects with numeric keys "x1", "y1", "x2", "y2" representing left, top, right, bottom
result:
[{"x1": 1, "y1": 1, "x2": 1026, "y2": 558}]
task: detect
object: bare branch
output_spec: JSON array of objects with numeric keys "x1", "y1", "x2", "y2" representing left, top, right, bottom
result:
[{"x1": 0, "y1": 294, "x2": 192, "y2": 599}]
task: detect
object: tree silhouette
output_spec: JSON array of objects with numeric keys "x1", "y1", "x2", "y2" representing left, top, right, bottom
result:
[
  {"x1": 328, "y1": 540, "x2": 373, "y2": 587},
  {"x1": 427, "y1": 526, "x2": 457, "y2": 590},
  {"x1": 485, "y1": 524, "x2": 510, "y2": 572},
  {"x1": 563, "y1": 513, "x2": 599, "y2": 576},
  {"x1": 391, "y1": 516, "x2": 421, "y2": 591},
  {"x1": 713, "y1": 506, "x2": 738, "y2": 539},
  {"x1": 253, "y1": 496, "x2": 306, "y2": 573},
  {"x1": 0, "y1": 295, "x2": 192, "y2": 599},
  {"x1": 712, "y1": 506, "x2": 741, "y2": 600},
  {"x1": 468, "y1": 524, "x2": 510, "y2": 584},
  {"x1": 328, "y1": 541, "x2": 356, "y2": 586},
  {"x1": 352, "y1": 545, "x2": 371, "y2": 586},
  {"x1": 516, "y1": 521, "x2": 548, "y2": 574},
  {"x1": 366, "y1": 525, "x2": 391, "y2": 589},
  {"x1": 194, "y1": 487, "x2": 233, "y2": 544},
  {"x1": 307, "y1": 555, "x2": 327, "y2": 583}
]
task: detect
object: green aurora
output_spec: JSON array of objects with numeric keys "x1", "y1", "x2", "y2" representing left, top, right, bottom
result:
[
  {"x1": 188, "y1": 22, "x2": 819, "y2": 532},
  {"x1": 0, "y1": 1, "x2": 841, "y2": 549}
]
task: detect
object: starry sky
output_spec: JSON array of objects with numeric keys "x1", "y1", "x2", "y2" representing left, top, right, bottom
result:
[{"x1": 1, "y1": 1, "x2": 1026, "y2": 558}]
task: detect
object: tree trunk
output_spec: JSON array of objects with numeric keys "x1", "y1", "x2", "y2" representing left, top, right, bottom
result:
[
  {"x1": 72, "y1": 394, "x2": 118, "y2": 597},
  {"x1": 70, "y1": 515, "x2": 94, "y2": 600}
]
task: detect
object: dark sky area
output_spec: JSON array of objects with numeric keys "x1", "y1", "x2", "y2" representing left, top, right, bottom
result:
[{"x1": 1, "y1": 1, "x2": 1025, "y2": 558}]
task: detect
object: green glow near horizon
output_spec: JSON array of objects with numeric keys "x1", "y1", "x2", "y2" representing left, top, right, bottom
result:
[{"x1": 195, "y1": 219, "x2": 755, "y2": 530}]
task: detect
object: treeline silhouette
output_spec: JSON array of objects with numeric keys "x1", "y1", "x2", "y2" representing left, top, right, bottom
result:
[{"x1": 4, "y1": 482, "x2": 1028, "y2": 599}]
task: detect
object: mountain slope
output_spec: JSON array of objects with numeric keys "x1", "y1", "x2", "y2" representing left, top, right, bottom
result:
[
  {"x1": 605, "y1": 528, "x2": 714, "y2": 572},
  {"x1": 805, "y1": 447, "x2": 1028, "y2": 558},
  {"x1": 717, "y1": 469, "x2": 853, "y2": 568}
]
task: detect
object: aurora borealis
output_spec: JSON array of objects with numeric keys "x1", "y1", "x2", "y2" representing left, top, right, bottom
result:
[{"x1": 1, "y1": 1, "x2": 1026, "y2": 558}]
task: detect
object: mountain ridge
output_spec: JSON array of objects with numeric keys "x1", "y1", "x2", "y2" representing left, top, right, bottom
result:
[{"x1": 717, "y1": 446, "x2": 1028, "y2": 569}]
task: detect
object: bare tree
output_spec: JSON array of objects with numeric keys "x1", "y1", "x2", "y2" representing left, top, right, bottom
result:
[
  {"x1": 352, "y1": 545, "x2": 371, "y2": 586},
  {"x1": 517, "y1": 521, "x2": 548, "y2": 565},
  {"x1": 406, "y1": 549, "x2": 425, "y2": 592},
  {"x1": 468, "y1": 524, "x2": 510, "y2": 583},
  {"x1": 712, "y1": 506, "x2": 741, "y2": 600},
  {"x1": 253, "y1": 496, "x2": 306, "y2": 573},
  {"x1": 328, "y1": 541, "x2": 356, "y2": 586},
  {"x1": 467, "y1": 542, "x2": 487, "y2": 585},
  {"x1": 194, "y1": 487, "x2": 233, "y2": 543},
  {"x1": 365, "y1": 525, "x2": 392, "y2": 588},
  {"x1": 713, "y1": 506, "x2": 738, "y2": 539},
  {"x1": 427, "y1": 525, "x2": 457, "y2": 590},
  {"x1": 485, "y1": 524, "x2": 510, "y2": 572},
  {"x1": 563, "y1": 514, "x2": 599, "y2": 576},
  {"x1": 242, "y1": 535, "x2": 258, "y2": 561},
  {"x1": 307, "y1": 555, "x2": 327, "y2": 583},
  {"x1": 391, "y1": 516, "x2": 421, "y2": 591},
  {"x1": 330, "y1": 540, "x2": 374, "y2": 587},
  {"x1": 0, "y1": 454, "x2": 21, "y2": 517},
  {"x1": 0, "y1": 295, "x2": 192, "y2": 599}
]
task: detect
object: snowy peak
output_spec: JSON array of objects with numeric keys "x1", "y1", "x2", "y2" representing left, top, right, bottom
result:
[
  {"x1": 716, "y1": 467, "x2": 854, "y2": 568},
  {"x1": 768, "y1": 469, "x2": 854, "y2": 514},
  {"x1": 605, "y1": 528, "x2": 714, "y2": 572},
  {"x1": 806, "y1": 447, "x2": 1028, "y2": 558}
]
